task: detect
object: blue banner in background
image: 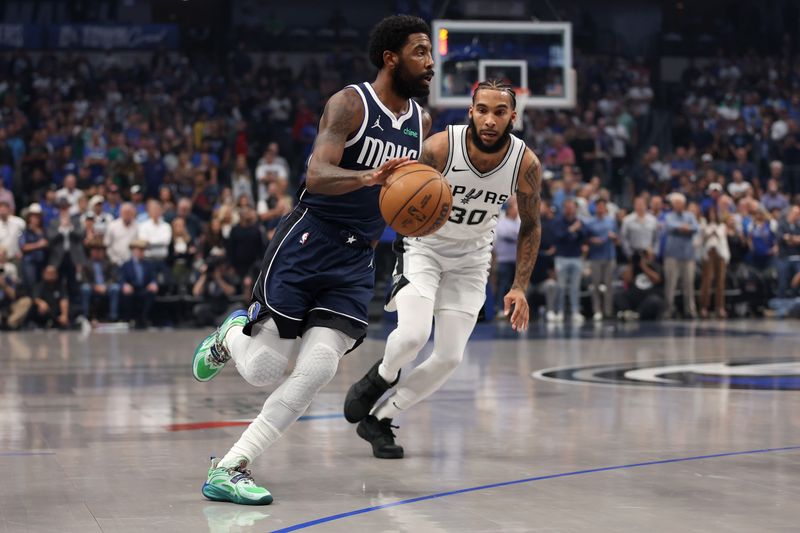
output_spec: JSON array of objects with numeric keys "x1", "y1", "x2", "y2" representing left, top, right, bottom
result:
[
  {"x1": 0, "y1": 24, "x2": 43, "y2": 49},
  {"x1": 50, "y1": 24, "x2": 179, "y2": 50},
  {"x1": 0, "y1": 24, "x2": 178, "y2": 49}
]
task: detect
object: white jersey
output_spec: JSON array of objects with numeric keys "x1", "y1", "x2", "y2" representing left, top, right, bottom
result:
[{"x1": 422, "y1": 124, "x2": 526, "y2": 254}]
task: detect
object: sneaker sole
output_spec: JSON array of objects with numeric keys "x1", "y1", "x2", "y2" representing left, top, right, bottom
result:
[{"x1": 202, "y1": 483, "x2": 273, "y2": 505}]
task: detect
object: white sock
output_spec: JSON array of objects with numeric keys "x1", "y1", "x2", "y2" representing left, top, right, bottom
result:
[{"x1": 373, "y1": 309, "x2": 474, "y2": 421}]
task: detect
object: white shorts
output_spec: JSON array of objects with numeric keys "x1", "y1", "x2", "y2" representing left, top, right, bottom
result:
[{"x1": 385, "y1": 236, "x2": 491, "y2": 317}]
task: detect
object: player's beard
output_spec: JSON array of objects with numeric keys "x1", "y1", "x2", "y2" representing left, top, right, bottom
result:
[
  {"x1": 392, "y1": 60, "x2": 432, "y2": 99},
  {"x1": 468, "y1": 118, "x2": 513, "y2": 154}
]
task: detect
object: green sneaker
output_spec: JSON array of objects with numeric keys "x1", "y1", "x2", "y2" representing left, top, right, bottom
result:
[
  {"x1": 202, "y1": 457, "x2": 273, "y2": 506},
  {"x1": 192, "y1": 309, "x2": 248, "y2": 382}
]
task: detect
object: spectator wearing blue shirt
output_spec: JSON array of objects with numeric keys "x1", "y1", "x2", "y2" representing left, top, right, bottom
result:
[
  {"x1": 761, "y1": 178, "x2": 789, "y2": 214},
  {"x1": 552, "y1": 199, "x2": 586, "y2": 323},
  {"x1": 663, "y1": 193, "x2": 699, "y2": 318},
  {"x1": 775, "y1": 206, "x2": 800, "y2": 298},
  {"x1": 586, "y1": 199, "x2": 618, "y2": 321},
  {"x1": 18, "y1": 204, "x2": 49, "y2": 289},
  {"x1": 747, "y1": 208, "x2": 777, "y2": 271}
]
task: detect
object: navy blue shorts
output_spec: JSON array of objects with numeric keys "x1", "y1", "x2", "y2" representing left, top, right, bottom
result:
[{"x1": 245, "y1": 206, "x2": 375, "y2": 342}]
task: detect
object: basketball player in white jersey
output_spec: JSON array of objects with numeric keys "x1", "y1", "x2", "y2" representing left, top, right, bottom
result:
[{"x1": 344, "y1": 80, "x2": 542, "y2": 457}]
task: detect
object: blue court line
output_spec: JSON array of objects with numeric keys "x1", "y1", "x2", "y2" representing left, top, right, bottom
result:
[
  {"x1": 0, "y1": 451, "x2": 55, "y2": 457},
  {"x1": 271, "y1": 444, "x2": 800, "y2": 532}
]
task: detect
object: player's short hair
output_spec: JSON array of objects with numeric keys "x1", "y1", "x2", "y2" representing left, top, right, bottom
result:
[
  {"x1": 472, "y1": 79, "x2": 517, "y2": 109},
  {"x1": 368, "y1": 15, "x2": 431, "y2": 70}
]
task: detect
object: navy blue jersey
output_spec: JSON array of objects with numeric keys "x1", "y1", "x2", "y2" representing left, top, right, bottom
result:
[{"x1": 298, "y1": 82, "x2": 424, "y2": 241}]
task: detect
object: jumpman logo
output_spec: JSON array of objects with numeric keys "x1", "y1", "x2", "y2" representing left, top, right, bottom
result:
[{"x1": 371, "y1": 117, "x2": 383, "y2": 131}]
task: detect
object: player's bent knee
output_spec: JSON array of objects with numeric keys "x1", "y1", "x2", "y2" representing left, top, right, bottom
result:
[
  {"x1": 396, "y1": 326, "x2": 431, "y2": 353},
  {"x1": 281, "y1": 342, "x2": 341, "y2": 411},
  {"x1": 240, "y1": 347, "x2": 289, "y2": 387}
]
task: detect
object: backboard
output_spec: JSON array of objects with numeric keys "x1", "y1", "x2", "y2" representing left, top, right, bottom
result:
[{"x1": 431, "y1": 20, "x2": 575, "y2": 110}]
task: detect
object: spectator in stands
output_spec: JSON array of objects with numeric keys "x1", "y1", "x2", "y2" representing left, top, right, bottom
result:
[
  {"x1": 85, "y1": 195, "x2": 113, "y2": 236},
  {"x1": 586, "y1": 199, "x2": 617, "y2": 321},
  {"x1": 615, "y1": 250, "x2": 664, "y2": 321},
  {"x1": 47, "y1": 196, "x2": 86, "y2": 294},
  {"x1": 663, "y1": 193, "x2": 699, "y2": 318},
  {"x1": 57, "y1": 174, "x2": 84, "y2": 216},
  {"x1": 544, "y1": 134, "x2": 576, "y2": 170},
  {"x1": 620, "y1": 196, "x2": 657, "y2": 259},
  {"x1": 748, "y1": 207, "x2": 778, "y2": 271},
  {"x1": 0, "y1": 198, "x2": 25, "y2": 260},
  {"x1": 174, "y1": 197, "x2": 203, "y2": 240},
  {"x1": 168, "y1": 217, "x2": 197, "y2": 294},
  {"x1": 776, "y1": 205, "x2": 800, "y2": 298},
  {"x1": 551, "y1": 167, "x2": 578, "y2": 213},
  {"x1": 104, "y1": 184, "x2": 122, "y2": 218},
  {"x1": 191, "y1": 251, "x2": 238, "y2": 327},
  {"x1": 699, "y1": 206, "x2": 730, "y2": 318},
  {"x1": 0, "y1": 175, "x2": 14, "y2": 213},
  {"x1": 761, "y1": 178, "x2": 789, "y2": 213},
  {"x1": 727, "y1": 169, "x2": 752, "y2": 200},
  {"x1": 255, "y1": 147, "x2": 289, "y2": 213},
  {"x1": 0, "y1": 246, "x2": 30, "y2": 329},
  {"x1": 258, "y1": 179, "x2": 293, "y2": 238},
  {"x1": 80, "y1": 238, "x2": 120, "y2": 323},
  {"x1": 137, "y1": 199, "x2": 172, "y2": 280},
  {"x1": 201, "y1": 217, "x2": 226, "y2": 257},
  {"x1": 553, "y1": 199, "x2": 586, "y2": 323},
  {"x1": 231, "y1": 154, "x2": 254, "y2": 207},
  {"x1": 493, "y1": 196, "x2": 520, "y2": 313},
  {"x1": 227, "y1": 205, "x2": 265, "y2": 297},
  {"x1": 120, "y1": 240, "x2": 158, "y2": 328},
  {"x1": 130, "y1": 186, "x2": 147, "y2": 219},
  {"x1": 27, "y1": 264, "x2": 71, "y2": 329},
  {"x1": 19, "y1": 204, "x2": 48, "y2": 289},
  {"x1": 105, "y1": 203, "x2": 138, "y2": 267}
]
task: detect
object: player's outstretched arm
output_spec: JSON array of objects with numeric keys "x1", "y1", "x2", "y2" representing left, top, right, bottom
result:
[
  {"x1": 417, "y1": 130, "x2": 448, "y2": 174},
  {"x1": 504, "y1": 148, "x2": 543, "y2": 331},
  {"x1": 306, "y1": 88, "x2": 409, "y2": 195}
]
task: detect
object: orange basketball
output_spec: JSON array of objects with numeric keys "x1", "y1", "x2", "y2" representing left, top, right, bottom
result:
[{"x1": 379, "y1": 163, "x2": 452, "y2": 237}]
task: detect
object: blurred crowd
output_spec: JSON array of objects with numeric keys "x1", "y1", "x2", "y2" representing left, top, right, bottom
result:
[
  {"x1": 3, "y1": 45, "x2": 800, "y2": 330},
  {"x1": 494, "y1": 52, "x2": 800, "y2": 321}
]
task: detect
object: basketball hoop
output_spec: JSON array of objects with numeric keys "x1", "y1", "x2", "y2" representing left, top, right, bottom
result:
[{"x1": 513, "y1": 87, "x2": 530, "y2": 131}]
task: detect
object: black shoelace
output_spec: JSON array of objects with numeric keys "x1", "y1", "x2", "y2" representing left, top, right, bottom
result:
[{"x1": 379, "y1": 419, "x2": 399, "y2": 439}]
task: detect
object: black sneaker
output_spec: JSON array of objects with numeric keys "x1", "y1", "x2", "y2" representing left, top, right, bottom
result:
[
  {"x1": 343, "y1": 360, "x2": 399, "y2": 423},
  {"x1": 356, "y1": 415, "x2": 404, "y2": 459}
]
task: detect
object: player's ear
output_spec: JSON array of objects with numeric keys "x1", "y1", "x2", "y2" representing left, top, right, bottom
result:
[
  {"x1": 510, "y1": 110, "x2": 517, "y2": 127},
  {"x1": 383, "y1": 50, "x2": 399, "y2": 71},
  {"x1": 468, "y1": 105, "x2": 474, "y2": 120}
]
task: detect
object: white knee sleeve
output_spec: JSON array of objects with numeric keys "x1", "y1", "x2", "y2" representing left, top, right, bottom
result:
[
  {"x1": 227, "y1": 319, "x2": 294, "y2": 387},
  {"x1": 220, "y1": 326, "x2": 355, "y2": 467}
]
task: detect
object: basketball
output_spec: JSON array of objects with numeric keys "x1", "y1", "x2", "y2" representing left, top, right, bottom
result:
[{"x1": 379, "y1": 162, "x2": 452, "y2": 237}]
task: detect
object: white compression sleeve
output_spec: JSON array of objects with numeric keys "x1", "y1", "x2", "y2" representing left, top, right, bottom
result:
[
  {"x1": 226, "y1": 319, "x2": 296, "y2": 387},
  {"x1": 220, "y1": 326, "x2": 355, "y2": 467},
  {"x1": 378, "y1": 284, "x2": 434, "y2": 383},
  {"x1": 373, "y1": 309, "x2": 475, "y2": 421}
]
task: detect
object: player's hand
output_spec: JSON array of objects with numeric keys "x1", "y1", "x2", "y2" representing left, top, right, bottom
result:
[
  {"x1": 360, "y1": 157, "x2": 411, "y2": 187},
  {"x1": 503, "y1": 287, "x2": 529, "y2": 332}
]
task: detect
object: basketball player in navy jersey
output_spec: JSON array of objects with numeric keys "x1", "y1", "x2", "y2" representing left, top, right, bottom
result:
[
  {"x1": 191, "y1": 15, "x2": 433, "y2": 504},
  {"x1": 345, "y1": 80, "x2": 542, "y2": 458}
]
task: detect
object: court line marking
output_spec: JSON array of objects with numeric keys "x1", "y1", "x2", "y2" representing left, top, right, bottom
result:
[
  {"x1": 166, "y1": 414, "x2": 343, "y2": 432},
  {"x1": 271, "y1": 445, "x2": 800, "y2": 532},
  {"x1": 0, "y1": 451, "x2": 55, "y2": 457}
]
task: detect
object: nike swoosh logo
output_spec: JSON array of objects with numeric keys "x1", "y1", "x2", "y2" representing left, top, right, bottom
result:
[{"x1": 451, "y1": 166, "x2": 469, "y2": 172}]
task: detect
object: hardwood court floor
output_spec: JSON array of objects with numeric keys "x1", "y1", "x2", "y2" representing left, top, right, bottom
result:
[{"x1": 1, "y1": 319, "x2": 799, "y2": 532}]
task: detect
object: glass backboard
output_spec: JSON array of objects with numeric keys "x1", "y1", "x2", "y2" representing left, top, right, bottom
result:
[{"x1": 431, "y1": 20, "x2": 575, "y2": 109}]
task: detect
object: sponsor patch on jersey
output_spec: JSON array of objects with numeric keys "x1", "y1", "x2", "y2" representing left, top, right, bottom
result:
[
  {"x1": 403, "y1": 127, "x2": 418, "y2": 138},
  {"x1": 247, "y1": 302, "x2": 261, "y2": 322}
]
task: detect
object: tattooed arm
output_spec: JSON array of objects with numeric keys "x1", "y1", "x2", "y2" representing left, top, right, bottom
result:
[
  {"x1": 305, "y1": 88, "x2": 410, "y2": 195},
  {"x1": 417, "y1": 130, "x2": 448, "y2": 173},
  {"x1": 503, "y1": 148, "x2": 543, "y2": 331}
]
